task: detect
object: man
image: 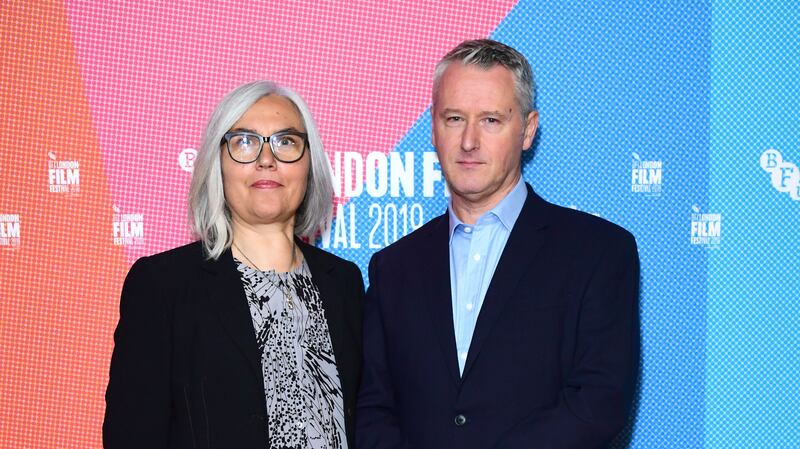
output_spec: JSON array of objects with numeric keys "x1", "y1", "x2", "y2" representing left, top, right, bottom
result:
[{"x1": 357, "y1": 39, "x2": 640, "y2": 449}]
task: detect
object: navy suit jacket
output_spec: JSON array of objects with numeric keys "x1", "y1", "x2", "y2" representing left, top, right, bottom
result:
[
  {"x1": 104, "y1": 240, "x2": 364, "y2": 449},
  {"x1": 357, "y1": 184, "x2": 640, "y2": 449}
]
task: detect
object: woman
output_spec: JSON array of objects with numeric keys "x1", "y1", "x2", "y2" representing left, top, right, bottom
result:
[{"x1": 104, "y1": 81, "x2": 363, "y2": 449}]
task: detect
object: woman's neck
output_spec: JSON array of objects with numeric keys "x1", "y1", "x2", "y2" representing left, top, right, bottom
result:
[{"x1": 230, "y1": 219, "x2": 299, "y2": 272}]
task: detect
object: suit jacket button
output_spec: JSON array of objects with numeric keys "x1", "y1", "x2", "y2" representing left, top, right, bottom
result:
[
  {"x1": 454, "y1": 414, "x2": 466, "y2": 426},
  {"x1": 346, "y1": 407, "x2": 353, "y2": 417}
]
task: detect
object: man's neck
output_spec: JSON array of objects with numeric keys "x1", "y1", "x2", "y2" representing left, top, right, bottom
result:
[{"x1": 449, "y1": 176, "x2": 522, "y2": 225}]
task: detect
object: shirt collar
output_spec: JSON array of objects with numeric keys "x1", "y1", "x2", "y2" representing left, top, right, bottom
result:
[{"x1": 448, "y1": 178, "x2": 528, "y2": 242}]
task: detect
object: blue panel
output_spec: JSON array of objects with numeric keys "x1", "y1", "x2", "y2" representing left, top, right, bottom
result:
[
  {"x1": 322, "y1": 1, "x2": 798, "y2": 447},
  {"x1": 320, "y1": 111, "x2": 446, "y2": 271},
  {"x1": 492, "y1": 2, "x2": 710, "y2": 448}
]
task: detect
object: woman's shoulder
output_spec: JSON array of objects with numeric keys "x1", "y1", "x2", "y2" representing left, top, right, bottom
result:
[
  {"x1": 143, "y1": 240, "x2": 206, "y2": 263},
  {"x1": 126, "y1": 241, "x2": 207, "y2": 282},
  {"x1": 299, "y1": 240, "x2": 362, "y2": 281}
]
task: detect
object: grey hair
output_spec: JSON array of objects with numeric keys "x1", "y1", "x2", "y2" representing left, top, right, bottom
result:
[
  {"x1": 433, "y1": 39, "x2": 537, "y2": 118},
  {"x1": 188, "y1": 80, "x2": 334, "y2": 260}
]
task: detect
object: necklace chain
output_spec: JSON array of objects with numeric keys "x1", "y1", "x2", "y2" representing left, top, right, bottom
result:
[{"x1": 232, "y1": 240, "x2": 297, "y2": 310}]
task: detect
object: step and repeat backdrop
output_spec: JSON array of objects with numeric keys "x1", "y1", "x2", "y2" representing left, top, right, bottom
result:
[{"x1": 1, "y1": 1, "x2": 798, "y2": 447}]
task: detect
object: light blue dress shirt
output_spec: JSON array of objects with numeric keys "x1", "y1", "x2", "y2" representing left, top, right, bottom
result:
[{"x1": 448, "y1": 178, "x2": 527, "y2": 375}]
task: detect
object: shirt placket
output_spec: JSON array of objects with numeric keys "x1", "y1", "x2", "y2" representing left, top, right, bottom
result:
[{"x1": 458, "y1": 225, "x2": 485, "y2": 370}]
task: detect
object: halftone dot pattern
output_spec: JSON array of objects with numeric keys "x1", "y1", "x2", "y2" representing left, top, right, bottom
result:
[
  {"x1": 1, "y1": 1, "x2": 129, "y2": 448},
  {"x1": 326, "y1": 109, "x2": 446, "y2": 273},
  {"x1": 4, "y1": 1, "x2": 514, "y2": 446},
  {"x1": 707, "y1": 1, "x2": 800, "y2": 447},
  {"x1": 3, "y1": 1, "x2": 800, "y2": 448},
  {"x1": 347, "y1": 1, "x2": 712, "y2": 447},
  {"x1": 64, "y1": 0, "x2": 516, "y2": 265},
  {"x1": 494, "y1": 2, "x2": 711, "y2": 448}
]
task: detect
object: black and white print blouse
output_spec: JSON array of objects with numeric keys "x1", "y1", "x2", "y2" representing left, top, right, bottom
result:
[{"x1": 235, "y1": 258, "x2": 348, "y2": 449}]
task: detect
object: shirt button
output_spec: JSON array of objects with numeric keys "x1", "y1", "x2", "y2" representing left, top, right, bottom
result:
[
  {"x1": 473, "y1": 253, "x2": 481, "y2": 261},
  {"x1": 464, "y1": 227, "x2": 472, "y2": 233},
  {"x1": 465, "y1": 303, "x2": 474, "y2": 311},
  {"x1": 459, "y1": 351, "x2": 468, "y2": 360},
  {"x1": 454, "y1": 414, "x2": 467, "y2": 426}
]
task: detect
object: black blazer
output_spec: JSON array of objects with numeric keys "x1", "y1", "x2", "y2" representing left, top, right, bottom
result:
[
  {"x1": 104, "y1": 239, "x2": 364, "y2": 449},
  {"x1": 357, "y1": 184, "x2": 640, "y2": 449}
]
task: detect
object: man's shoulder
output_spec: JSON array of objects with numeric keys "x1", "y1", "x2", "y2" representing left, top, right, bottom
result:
[
  {"x1": 372, "y1": 212, "x2": 447, "y2": 260},
  {"x1": 539, "y1": 200, "x2": 636, "y2": 249}
]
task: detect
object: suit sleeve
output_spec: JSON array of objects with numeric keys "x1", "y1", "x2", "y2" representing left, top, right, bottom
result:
[
  {"x1": 495, "y1": 232, "x2": 641, "y2": 449},
  {"x1": 103, "y1": 257, "x2": 173, "y2": 449},
  {"x1": 356, "y1": 253, "x2": 417, "y2": 449}
]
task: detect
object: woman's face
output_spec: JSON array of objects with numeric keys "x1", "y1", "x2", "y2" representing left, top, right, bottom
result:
[{"x1": 221, "y1": 95, "x2": 310, "y2": 229}]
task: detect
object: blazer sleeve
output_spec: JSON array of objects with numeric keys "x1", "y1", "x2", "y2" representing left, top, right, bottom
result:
[
  {"x1": 103, "y1": 257, "x2": 173, "y2": 449},
  {"x1": 356, "y1": 252, "x2": 418, "y2": 449},
  {"x1": 495, "y1": 232, "x2": 641, "y2": 449}
]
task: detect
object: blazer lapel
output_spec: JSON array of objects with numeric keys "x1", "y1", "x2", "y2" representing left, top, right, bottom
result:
[
  {"x1": 422, "y1": 214, "x2": 461, "y2": 385},
  {"x1": 201, "y1": 249, "x2": 263, "y2": 380},
  {"x1": 461, "y1": 186, "x2": 550, "y2": 379}
]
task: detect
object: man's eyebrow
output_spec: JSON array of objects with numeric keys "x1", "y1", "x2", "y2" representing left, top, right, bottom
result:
[
  {"x1": 438, "y1": 108, "x2": 464, "y2": 116},
  {"x1": 479, "y1": 110, "x2": 510, "y2": 119},
  {"x1": 437, "y1": 108, "x2": 512, "y2": 118}
]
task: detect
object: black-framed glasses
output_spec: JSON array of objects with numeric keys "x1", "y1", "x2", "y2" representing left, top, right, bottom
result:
[{"x1": 222, "y1": 130, "x2": 308, "y2": 164}]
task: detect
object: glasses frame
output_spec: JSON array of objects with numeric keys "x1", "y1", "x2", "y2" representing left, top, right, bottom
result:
[{"x1": 221, "y1": 130, "x2": 309, "y2": 164}]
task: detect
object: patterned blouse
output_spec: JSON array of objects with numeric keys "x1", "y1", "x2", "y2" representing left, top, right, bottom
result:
[{"x1": 235, "y1": 258, "x2": 348, "y2": 449}]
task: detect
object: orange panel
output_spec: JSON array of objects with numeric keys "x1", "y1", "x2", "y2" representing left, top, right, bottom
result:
[{"x1": 0, "y1": 1, "x2": 128, "y2": 447}]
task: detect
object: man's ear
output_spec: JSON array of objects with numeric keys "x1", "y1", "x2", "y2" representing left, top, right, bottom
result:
[
  {"x1": 431, "y1": 111, "x2": 438, "y2": 148},
  {"x1": 522, "y1": 110, "x2": 539, "y2": 150}
]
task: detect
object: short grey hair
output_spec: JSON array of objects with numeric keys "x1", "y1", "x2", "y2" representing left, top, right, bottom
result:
[
  {"x1": 188, "y1": 80, "x2": 334, "y2": 259},
  {"x1": 433, "y1": 39, "x2": 537, "y2": 118}
]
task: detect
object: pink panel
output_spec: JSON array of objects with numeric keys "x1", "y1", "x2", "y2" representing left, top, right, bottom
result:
[{"x1": 65, "y1": 0, "x2": 516, "y2": 263}]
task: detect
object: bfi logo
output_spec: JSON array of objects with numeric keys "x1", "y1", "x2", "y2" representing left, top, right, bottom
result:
[{"x1": 760, "y1": 149, "x2": 799, "y2": 201}]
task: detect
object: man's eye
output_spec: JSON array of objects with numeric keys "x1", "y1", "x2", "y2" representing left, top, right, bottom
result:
[
  {"x1": 485, "y1": 117, "x2": 500, "y2": 124},
  {"x1": 446, "y1": 116, "x2": 463, "y2": 123}
]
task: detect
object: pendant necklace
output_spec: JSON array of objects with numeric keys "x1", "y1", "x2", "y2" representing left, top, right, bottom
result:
[{"x1": 233, "y1": 240, "x2": 297, "y2": 310}]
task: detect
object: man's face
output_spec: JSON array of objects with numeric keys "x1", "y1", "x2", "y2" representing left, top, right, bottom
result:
[{"x1": 432, "y1": 63, "x2": 538, "y2": 211}]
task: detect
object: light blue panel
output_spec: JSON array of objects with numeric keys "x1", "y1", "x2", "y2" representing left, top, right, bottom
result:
[{"x1": 707, "y1": 1, "x2": 800, "y2": 448}]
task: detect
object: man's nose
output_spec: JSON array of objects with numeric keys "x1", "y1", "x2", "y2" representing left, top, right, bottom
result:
[{"x1": 460, "y1": 122, "x2": 479, "y2": 152}]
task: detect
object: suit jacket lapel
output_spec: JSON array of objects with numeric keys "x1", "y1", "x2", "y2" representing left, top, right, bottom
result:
[
  {"x1": 422, "y1": 214, "x2": 461, "y2": 385},
  {"x1": 201, "y1": 249, "x2": 263, "y2": 380},
  {"x1": 462, "y1": 185, "x2": 550, "y2": 379}
]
